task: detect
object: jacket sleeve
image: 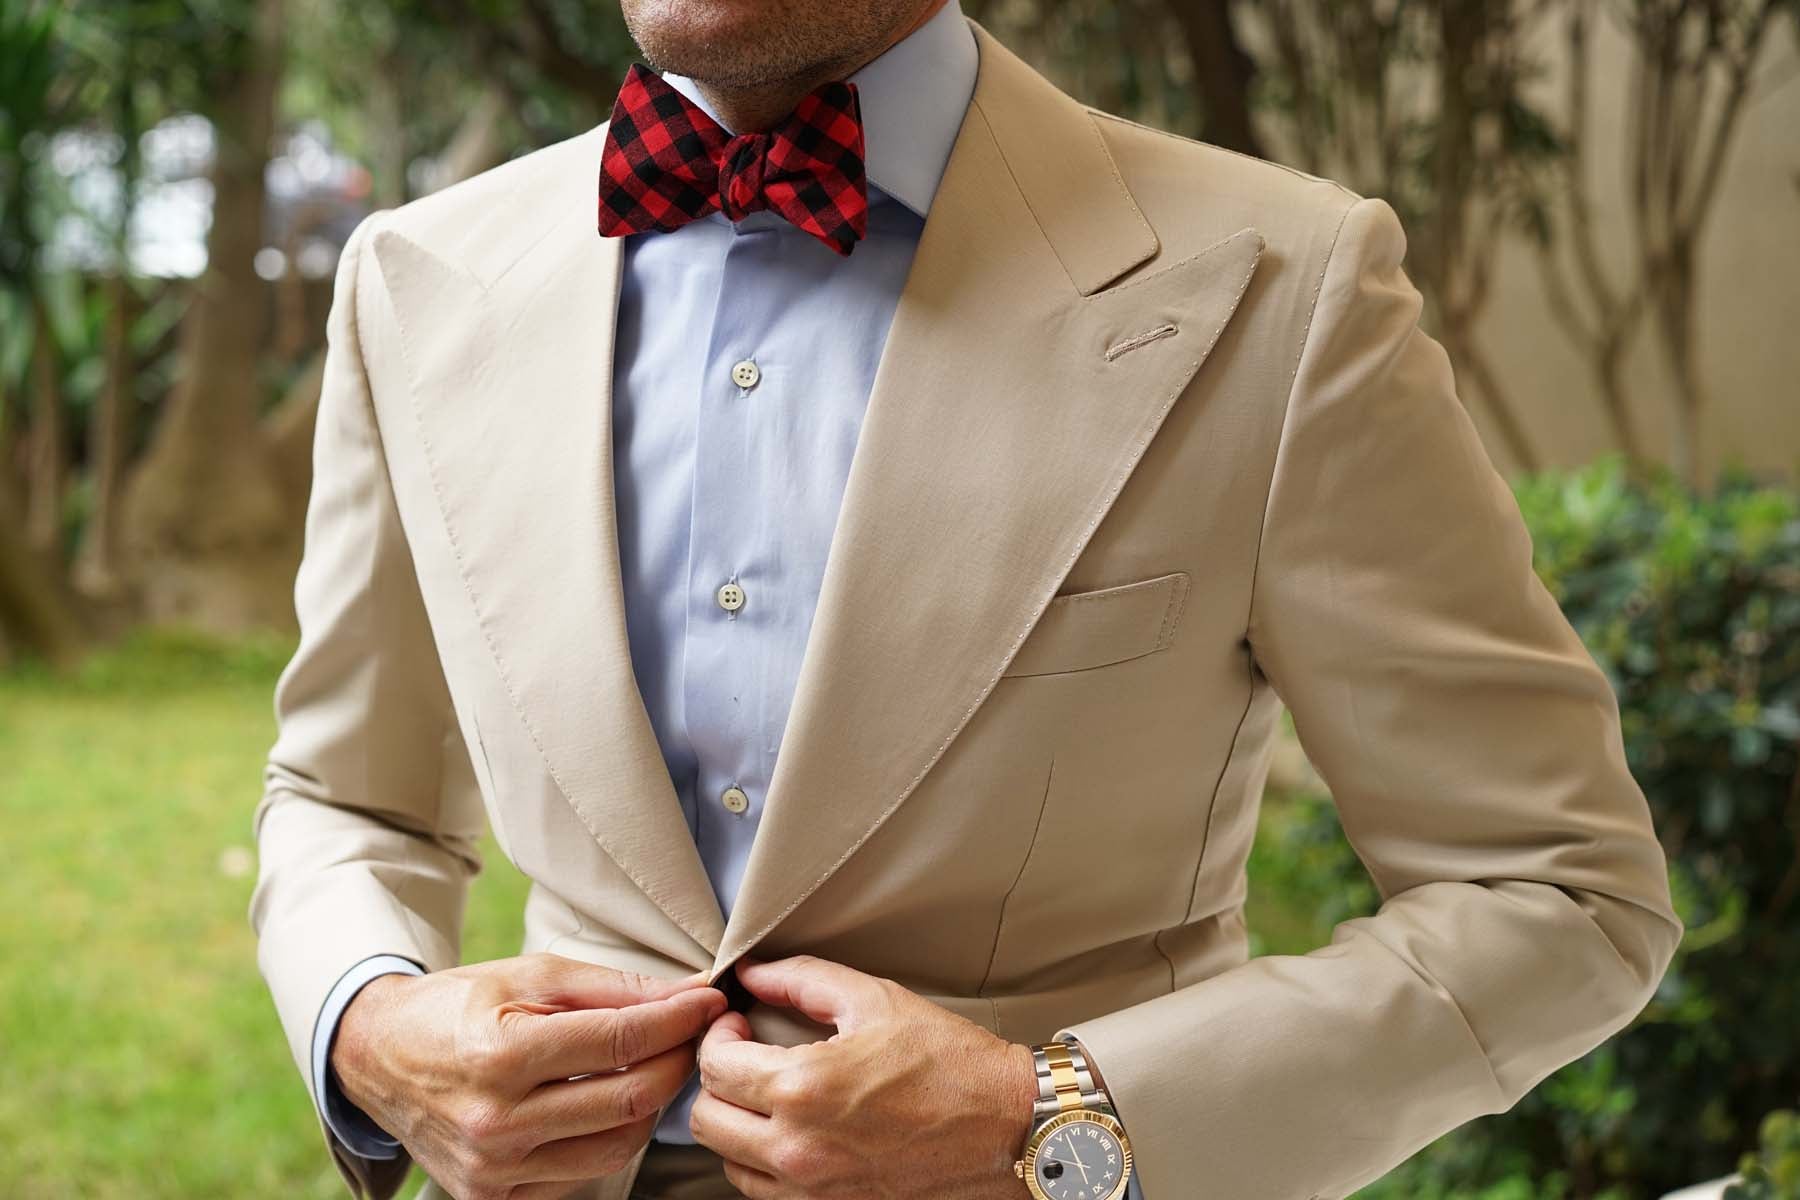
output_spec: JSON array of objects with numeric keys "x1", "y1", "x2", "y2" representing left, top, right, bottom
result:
[
  {"x1": 1055, "y1": 196, "x2": 1682, "y2": 1200},
  {"x1": 249, "y1": 210, "x2": 487, "y2": 1200}
]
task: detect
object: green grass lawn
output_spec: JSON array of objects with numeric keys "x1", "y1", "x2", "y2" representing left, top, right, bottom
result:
[
  {"x1": 0, "y1": 630, "x2": 532, "y2": 1198},
  {"x1": 0, "y1": 629, "x2": 1330, "y2": 1198}
]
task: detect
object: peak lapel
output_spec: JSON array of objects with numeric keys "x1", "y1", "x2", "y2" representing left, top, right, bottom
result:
[
  {"x1": 712, "y1": 23, "x2": 1265, "y2": 974},
  {"x1": 372, "y1": 203, "x2": 728, "y2": 957}
]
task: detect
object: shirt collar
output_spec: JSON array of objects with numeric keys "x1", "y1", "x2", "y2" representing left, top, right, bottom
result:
[{"x1": 657, "y1": 0, "x2": 977, "y2": 220}]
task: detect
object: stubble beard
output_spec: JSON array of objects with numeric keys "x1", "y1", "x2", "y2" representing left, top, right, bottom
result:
[{"x1": 622, "y1": 0, "x2": 909, "y2": 92}]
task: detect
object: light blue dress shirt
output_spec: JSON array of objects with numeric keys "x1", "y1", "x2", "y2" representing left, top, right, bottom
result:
[{"x1": 312, "y1": 6, "x2": 1143, "y2": 1195}]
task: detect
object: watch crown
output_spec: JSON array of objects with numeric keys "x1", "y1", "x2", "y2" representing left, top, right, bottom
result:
[{"x1": 1014, "y1": 1161, "x2": 1025, "y2": 1178}]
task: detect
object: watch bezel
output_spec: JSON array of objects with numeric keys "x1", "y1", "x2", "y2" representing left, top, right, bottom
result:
[{"x1": 1020, "y1": 1108, "x2": 1133, "y2": 1200}]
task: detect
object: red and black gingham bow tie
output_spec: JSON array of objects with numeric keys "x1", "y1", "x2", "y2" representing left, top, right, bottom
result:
[{"x1": 597, "y1": 63, "x2": 869, "y2": 256}]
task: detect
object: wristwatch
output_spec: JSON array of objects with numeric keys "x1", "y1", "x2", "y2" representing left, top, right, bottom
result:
[{"x1": 1014, "y1": 1037, "x2": 1133, "y2": 1200}]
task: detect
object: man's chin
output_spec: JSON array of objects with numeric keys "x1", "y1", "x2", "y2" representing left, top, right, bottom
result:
[
  {"x1": 626, "y1": 3, "x2": 807, "y2": 80},
  {"x1": 622, "y1": 0, "x2": 897, "y2": 92}
]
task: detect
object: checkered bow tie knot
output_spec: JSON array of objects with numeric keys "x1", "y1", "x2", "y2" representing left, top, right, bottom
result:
[{"x1": 597, "y1": 63, "x2": 870, "y2": 256}]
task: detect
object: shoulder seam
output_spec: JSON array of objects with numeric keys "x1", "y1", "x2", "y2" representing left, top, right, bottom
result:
[
  {"x1": 1241, "y1": 194, "x2": 1365, "y2": 639},
  {"x1": 1085, "y1": 108, "x2": 1365, "y2": 202},
  {"x1": 346, "y1": 208, "x2": 392, "y2": 348}
]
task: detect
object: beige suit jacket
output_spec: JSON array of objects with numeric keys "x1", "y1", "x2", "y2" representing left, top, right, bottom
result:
[{"x1": 250, "y1": 18, "x2": 1682, "y2": 1200}]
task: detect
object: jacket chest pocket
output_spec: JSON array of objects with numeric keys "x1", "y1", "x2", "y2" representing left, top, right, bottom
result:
[{"x1": 1000, "y1": 570, "x2": 1191, "y2": 678}]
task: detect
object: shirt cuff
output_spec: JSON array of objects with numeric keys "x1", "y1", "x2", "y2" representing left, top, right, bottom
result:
[{"x1": 311, "y1": 954, "x2": 425, "y2": 1161}]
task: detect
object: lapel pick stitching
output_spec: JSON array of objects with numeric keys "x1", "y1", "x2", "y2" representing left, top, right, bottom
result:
[{"x1": 1104, "y1": 322, "x2": 1179, "y2": 362}]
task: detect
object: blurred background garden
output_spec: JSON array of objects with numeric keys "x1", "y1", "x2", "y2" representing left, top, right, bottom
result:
[{"x1": 1, "y1": 0, "x2": 1797, "y2": 1197}]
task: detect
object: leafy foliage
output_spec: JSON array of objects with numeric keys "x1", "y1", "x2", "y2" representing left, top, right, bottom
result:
[
  {"x1": 0, "y1": 2, "x2": 65, "y2": 290},
  {"x1": 1261, "y1": 455, "x2": 1800, "y2": 1198},
  {"x1": 1727, "y1": 1111, "x2": 1800, "y2": 1200}
]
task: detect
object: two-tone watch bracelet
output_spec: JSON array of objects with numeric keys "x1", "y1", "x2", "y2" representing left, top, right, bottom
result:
[{"x1": 1031, "y1": 1037, "x2": 1107, "y2": 1118}]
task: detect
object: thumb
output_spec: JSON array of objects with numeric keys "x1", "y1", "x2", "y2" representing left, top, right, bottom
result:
[
  {"x1": 701, "y1": 1008, "x2": 755, "y2": 1049},
  {"x1": 732, "y1": 954, "x2": 887, "y2": 1032}
]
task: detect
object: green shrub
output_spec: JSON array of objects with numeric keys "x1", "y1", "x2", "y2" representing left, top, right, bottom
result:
[
  {"x1": 1726, "y1": 1110, "x2": 1800, "y2": 1200},
  {"x1": 1258, "y1": 455, "x2": 1800, "y2": 1199}
]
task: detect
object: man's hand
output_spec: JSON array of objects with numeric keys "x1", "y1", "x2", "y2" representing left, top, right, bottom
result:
[
  {"x1": 332, "y1": 952, "x2": 726, "y2": 1200},
  {"x1": 690, "y1": 955, "x2": 1038, "y2": 1199}
]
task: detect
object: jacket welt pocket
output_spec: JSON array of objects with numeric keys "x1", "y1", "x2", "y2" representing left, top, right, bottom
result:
[{"x1": 1001, "y1": 570, "x2": 1191, "y2": 678}]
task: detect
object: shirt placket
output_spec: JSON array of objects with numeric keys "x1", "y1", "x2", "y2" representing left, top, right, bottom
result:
[{"x1": 681, "y1": 214, "x2": 786, "y2": 920}]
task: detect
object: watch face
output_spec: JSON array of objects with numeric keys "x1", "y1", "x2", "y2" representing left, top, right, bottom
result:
[{"x1": 1029, "y1": 1114, "x2": 1129, "y2": 1200}]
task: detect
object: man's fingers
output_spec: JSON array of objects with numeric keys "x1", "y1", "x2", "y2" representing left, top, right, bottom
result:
[
  {"x1": 514, "y1": 954, "x2": 713, "y2": 1010},
  {"x1": 732, "y1": 954, "x2": 887, "y2": 1031},
  {"x1": 518, "y1": 1037, "x2": 696, "y2": 1141},
  {"x1": 696, "y1": 1010, "x2": 791, "y2": 1114},
  {"x1": 687, "y1": 1085, "x2": 778, "y2": 1175},
  {"x1": 514, "y1": 1112, "x2": 659, "y2": 1185},
  {"x1": 642, "y1": 967, "x2": 716, "y2": 999},
  {"x1": 520, "y1": 986, "x2": 725, "y2": 1080}
]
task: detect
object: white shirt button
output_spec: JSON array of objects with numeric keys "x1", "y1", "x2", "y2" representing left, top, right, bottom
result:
[
  {"x1": 716, "y1": 582, "x2": 746, "y2": 612},
  {"x1": 730, "y1": 359, "x2": 761, "y2": 389},
  {"x1": 720, "y1": 786, "x2": 750, "y2": 814}
]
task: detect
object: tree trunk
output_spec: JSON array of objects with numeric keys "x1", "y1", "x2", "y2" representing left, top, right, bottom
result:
[
  {"x1": 25, "y1": 289, "x2": 63, "y2": 554},
  {"x1": 1166, "y1": 0, "x2": 1264, "y2": 156},
  {"x1": 120, "y1": 0, "x2": 302, "y2": 631},
  {"x1": 0, "y1": 477, "x2": 85, "y2": 667},
  {"x1": 74, "y1": 272, "x2": 136, "y2": 600},
  {"x1": 1595, "y1": 335, "x2": 1643, "y2": 467},
  {"x1": 0, "y1": 380, "x2": 15, "y2": 506},
  {"x1": 263, "y1": 348, "x2": 327, "y2": 502},
  {"x1": 1620, "y1": 2, "x2": 1772, "y2": 490},
  {"x1": 1654, "y1": 239, "x2": 1705, "y2": 489}
]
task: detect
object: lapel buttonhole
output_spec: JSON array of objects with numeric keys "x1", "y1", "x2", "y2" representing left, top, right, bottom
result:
[{"x1": 1103, "y1": 322, "x2": 1179, "y2": 362}]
